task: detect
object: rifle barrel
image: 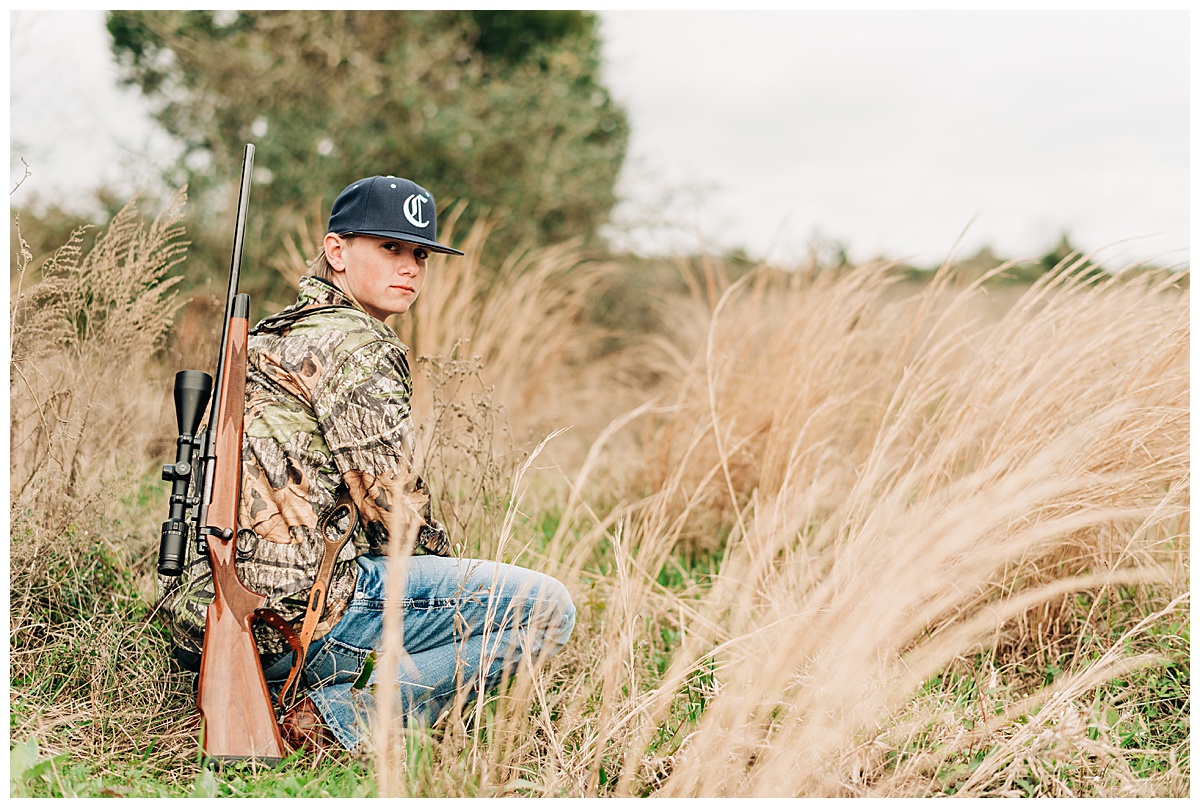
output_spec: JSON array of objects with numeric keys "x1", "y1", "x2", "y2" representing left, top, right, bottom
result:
[{"x1": 197, "y1": 144, "x2": 255, "y2": 535}]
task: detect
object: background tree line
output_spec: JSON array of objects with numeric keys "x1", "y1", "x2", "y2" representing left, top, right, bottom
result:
[
  {"x1": 11, "y1": 9, "x2": 1138, "y2": 323},
  {"x1": 97, "y1": 9, "x2": 629, "y2": 305}
]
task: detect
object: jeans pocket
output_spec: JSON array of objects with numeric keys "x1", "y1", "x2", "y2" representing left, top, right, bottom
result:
[{"x1": 304, "y1": 636, "x2": 369, "y2": 690}]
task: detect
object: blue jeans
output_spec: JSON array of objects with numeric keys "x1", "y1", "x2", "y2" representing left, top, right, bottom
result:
[{"x1": 263, "y1": 554, "x2": 576, "y2": 751}]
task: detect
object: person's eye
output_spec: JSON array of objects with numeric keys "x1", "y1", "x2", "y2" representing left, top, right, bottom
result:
[
  {"x1": 382, "y1": 242, "x2": 401, "y2": 253},
  {"x1": 414, "y1": 248, "x2": 429, "y2": 261}
]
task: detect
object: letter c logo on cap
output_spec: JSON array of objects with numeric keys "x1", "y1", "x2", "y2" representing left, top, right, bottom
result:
[{"x1": 403, "y1": 194, "x2": 430, "y2": 228}]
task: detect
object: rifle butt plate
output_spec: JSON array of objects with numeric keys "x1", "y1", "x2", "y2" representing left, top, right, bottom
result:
[{"x1": 202, "y1": 753, "x2": 286, "y2": 771}]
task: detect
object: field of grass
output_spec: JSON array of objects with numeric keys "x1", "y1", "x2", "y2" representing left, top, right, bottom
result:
[{"x1": 9, "y1": 197, "x2": 1189, "y2": 797}]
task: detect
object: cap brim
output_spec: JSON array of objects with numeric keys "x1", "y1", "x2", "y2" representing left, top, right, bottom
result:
[{"x1": 342, "y1": 230, "x2": 465, "y2": 256}]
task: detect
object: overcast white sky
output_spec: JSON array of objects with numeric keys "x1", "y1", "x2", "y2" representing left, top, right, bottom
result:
[{"x1": 8, "y1": 9, "x2": 1191, "y2": 269}]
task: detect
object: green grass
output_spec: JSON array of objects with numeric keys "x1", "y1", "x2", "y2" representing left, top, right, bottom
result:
[
  {"x1": 9, "y1": 453, "x2": 1190, "y2": 799},
  {"x1": 9, "y1": 496, "x2": 1189, "y2": 797},
  {"x1": 874, "y1": 585, "x2": 1190, "y2": 797},
  {"x1": 10, "y1": 736, "x2": 379, "y2": 798}
]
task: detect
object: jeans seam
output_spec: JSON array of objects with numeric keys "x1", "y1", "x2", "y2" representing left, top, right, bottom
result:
[
  {"x1": 319, "y1": 635, "x2": 373, "y2": 655},
  {"x1": 349, "y1": 596, "x2": 476, "y2": 613}
]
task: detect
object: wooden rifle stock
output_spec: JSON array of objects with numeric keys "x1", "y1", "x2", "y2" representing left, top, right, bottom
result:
[
  {"x1": 196, "y1": 295, "x2": 289, "y2": 764},
  {"x1": 186, "y1": 144, "x2": 288, "y2": 765}
]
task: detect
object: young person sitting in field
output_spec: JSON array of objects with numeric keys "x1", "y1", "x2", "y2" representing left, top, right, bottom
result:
[{"x1": 160, "y1": 175, "x2": 576, "y2": 753}]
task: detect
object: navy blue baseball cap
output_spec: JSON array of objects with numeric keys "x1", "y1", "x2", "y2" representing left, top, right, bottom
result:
[{"x1": 327, "y1": 175, "x2": 464, "y2": 256}]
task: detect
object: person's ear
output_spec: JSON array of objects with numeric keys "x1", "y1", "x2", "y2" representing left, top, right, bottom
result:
[{"x1": 324, "y1": 233, "x2": 348, "y2": 273}]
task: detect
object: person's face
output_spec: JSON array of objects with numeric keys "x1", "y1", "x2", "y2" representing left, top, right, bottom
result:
[{"x1": 324, "y1": 233, "x2": 428, "y2": 320}]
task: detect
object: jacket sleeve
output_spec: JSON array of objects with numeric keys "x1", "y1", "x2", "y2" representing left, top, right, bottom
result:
[{"x1": 312, "y1": 338, "x2": 451, "y2": 557}]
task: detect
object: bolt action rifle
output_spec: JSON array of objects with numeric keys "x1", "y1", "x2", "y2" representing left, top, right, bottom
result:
[{"x1": 157, "y1": 144, "x2": 292, "y2": 765}]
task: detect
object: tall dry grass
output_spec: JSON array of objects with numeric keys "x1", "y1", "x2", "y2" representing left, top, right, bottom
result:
[
  {"x1": 366, "y1": 256, "x2": 1188, "y2": 797},
  {"x1": 10, "y1": 190, "x2": 187, "y2": 512},
  {"x1": 9, "y1": 191, "x2": 197, "y2": 781},
  {"x1": 9, "y1": 190, "x2": 1188, "y2": 797},
  {"x1": 390, "y1": 216, "x2": 636, "y2": 551},
  {"x1": 602, "y1": 258, "x2": 1188, "y2": 796}
]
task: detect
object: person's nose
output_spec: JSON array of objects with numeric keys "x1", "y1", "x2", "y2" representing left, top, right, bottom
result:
[{"x1": 395, "y1": 252, "x2": 418, "y2": 276}]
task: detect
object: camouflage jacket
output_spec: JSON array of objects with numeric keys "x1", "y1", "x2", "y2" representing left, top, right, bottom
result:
[{"x1": 159, "y1": 275, "x2": 451, "y2": 658}]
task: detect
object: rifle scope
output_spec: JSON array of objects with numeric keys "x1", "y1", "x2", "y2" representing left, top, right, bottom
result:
[{"x1": 158, "y1": 370, "x2": 213, "y2": 576}]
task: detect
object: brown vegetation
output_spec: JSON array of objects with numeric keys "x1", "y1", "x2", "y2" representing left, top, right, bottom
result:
[{"x1": 9, "y1": 196, "x2": 1189, "y2": 797}]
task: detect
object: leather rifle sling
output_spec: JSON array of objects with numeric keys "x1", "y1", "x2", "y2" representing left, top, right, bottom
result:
[
  {"x1": 255, "y1": 607, "x2": 303, "y2": 661},
  {"x1": 278, "y1": 490, "x2": 359, "y2": 712}
]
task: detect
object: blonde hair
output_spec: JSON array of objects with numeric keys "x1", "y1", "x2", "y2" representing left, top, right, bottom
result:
[{"x1": 306, "y1": 233, "x2": 356, "y2": 281}]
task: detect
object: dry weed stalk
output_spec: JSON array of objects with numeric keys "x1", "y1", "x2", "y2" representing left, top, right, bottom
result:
[
  {"x1": 10, "y1": 190, "x2": 188, "y2": 513},
  {"x1": 370, "y1": 433, "x2": 572, "y2": 795}
]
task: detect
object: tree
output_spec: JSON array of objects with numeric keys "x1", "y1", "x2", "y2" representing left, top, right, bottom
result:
[
  {"x1": 1036, "y1": 231, "x2": 1106, "y2": 283},
  {"x1": 106, "y1": 10, "x2": 629, "y2": 292}
]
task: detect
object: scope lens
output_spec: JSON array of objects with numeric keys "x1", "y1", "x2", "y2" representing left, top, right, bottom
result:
[{"x1": 158, "y1": 519, "x2": 187, "y2": 576}]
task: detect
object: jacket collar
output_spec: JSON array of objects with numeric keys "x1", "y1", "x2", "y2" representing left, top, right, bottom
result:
[
  {"x1": 252, "y1": 275, "x2": 375, "y2": 334},
  {"x1": 294, "y1": 275, "x2": 358, "y2": 310}
]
